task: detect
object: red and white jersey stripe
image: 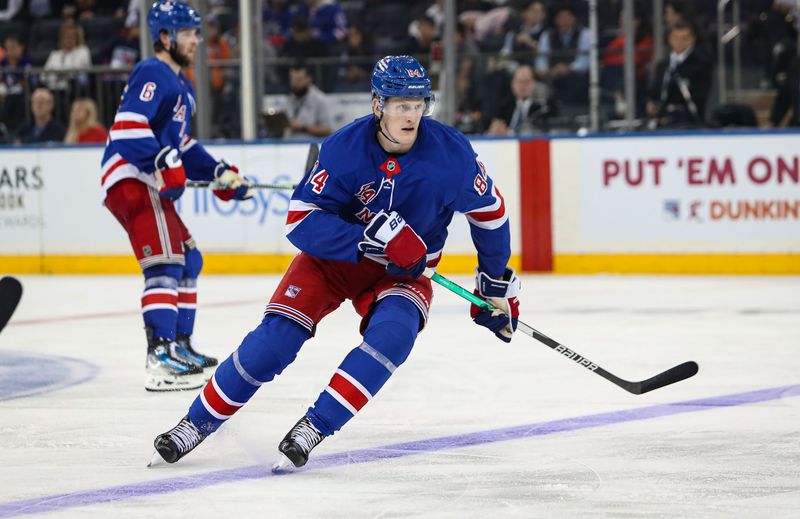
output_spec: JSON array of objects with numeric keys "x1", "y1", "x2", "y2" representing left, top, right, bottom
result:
[
  {"x1": 141, "y1": 287, "x2": 178, "y2": 313},
  {"x1": 109, "y1": 111, "x2": 155, "y2": 141},
  {"x1": 324, "y1": 369, "x2": 372, "y2": 415},
  {"x1": 285, "y1": 199, "x2": 321, "y2": 235},
  {"x1": 179, "y1": 135, "x2": 198, "y2": 153},
  {"x1": 465, "y1": 185, "x2": 507, "y2": 230},
  {"x1": 100, "y1": 152, "x2": 156, "y2": 196},
  {"x1": 200, "y1": 374, "x2": 244, "y2": 420}
]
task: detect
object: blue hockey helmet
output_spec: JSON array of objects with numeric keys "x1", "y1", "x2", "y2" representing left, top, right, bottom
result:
[
  {"x1": 371, "y1": 55, "x2": 434, "y2": 115},
  {"x1": 147, "y1": 1, "x2": 201, "y2": 42}
]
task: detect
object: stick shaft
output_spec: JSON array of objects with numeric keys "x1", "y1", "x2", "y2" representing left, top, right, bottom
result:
[
  {"x1": 186, "y1": 180, "x2": 296, "y2": 190},
  {"x1": 424, "y1": 269, "x2": 697, "y2": 395}
]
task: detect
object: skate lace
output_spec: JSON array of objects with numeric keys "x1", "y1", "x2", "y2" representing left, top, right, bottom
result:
[
  {"x1": 290, "y1": 419, "x2": 323, "y2": 454},
  {"x1": 171, "y1": 419, "x2": 204, "y2": 453}
]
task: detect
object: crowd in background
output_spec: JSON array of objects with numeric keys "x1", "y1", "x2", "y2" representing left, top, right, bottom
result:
[{"x1": 2, "y1": 0, "x2": 800, "y2": 142}]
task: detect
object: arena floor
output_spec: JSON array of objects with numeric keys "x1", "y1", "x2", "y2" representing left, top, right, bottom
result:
[{"x1": 0, "y1": 274, "x2": 798, "y2": 518}]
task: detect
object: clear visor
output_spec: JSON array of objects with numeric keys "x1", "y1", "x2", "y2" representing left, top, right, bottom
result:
[{"x1": 381, "y1": 95, "x2": 435, "y2": 117}]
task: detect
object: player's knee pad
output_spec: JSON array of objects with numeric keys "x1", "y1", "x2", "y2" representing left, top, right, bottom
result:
[
  {"x1": 143, "y1": 263, "x2": 183, "y2": 287},
  {"x1": 363, "y1": 296, "x2": 420, "y2": 368},
  {"x1": 182, "y1": 246, "x2": 203, "y2": 279},
  {"x1": 236, "y1": 314, "x2": 309, "y2": 383}
]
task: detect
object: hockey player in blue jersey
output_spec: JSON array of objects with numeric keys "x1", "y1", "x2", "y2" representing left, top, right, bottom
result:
[
  {"x1": 151, "y1": 55, "x2": 520, "y2": 468},
  {"x1": 102, "y1": 1, "x2": 254, "y2": 391}
]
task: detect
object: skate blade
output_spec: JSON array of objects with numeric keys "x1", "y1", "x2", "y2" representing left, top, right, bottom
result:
[
  {"x1": 271, "y1": 453, "x2": 296, "y2": 473},
  {"x1": 147, "y1": 450, "x2": 165, "y2": 467}
]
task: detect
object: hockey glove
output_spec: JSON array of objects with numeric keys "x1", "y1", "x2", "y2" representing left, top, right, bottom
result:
[
  {"x1": 470, "y1": 267, "x2": 520, "y2": 343},
  {"x1": 154, "y1": 146, "x2": 186, "y2": 200},
  {"x1": 359, "y1": 210, "x2": 427, "y2": 278},
  {"x1": 212, "y1": 160, "x2": 254, "y2": 201}
]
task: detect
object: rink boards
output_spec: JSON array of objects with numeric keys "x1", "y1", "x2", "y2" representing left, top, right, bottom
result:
[{"x1": 0, "y1": 131, "x2": 798, "y2": 274}]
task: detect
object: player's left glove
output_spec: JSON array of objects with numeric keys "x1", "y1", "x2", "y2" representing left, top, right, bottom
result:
[
  {"x1": 360, "y1": 210, "x2": 427, "y2": 279},
  {"x1": 470, "y1": 267, "x2": 520, "y2": 343},
  {"x1": 211, "y1": 161, "x2": 254, "y2": 201}
]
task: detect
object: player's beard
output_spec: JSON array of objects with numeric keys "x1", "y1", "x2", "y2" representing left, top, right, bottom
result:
[{"x1": 169, "y1": 41, "x2": 192, "y2": 68}]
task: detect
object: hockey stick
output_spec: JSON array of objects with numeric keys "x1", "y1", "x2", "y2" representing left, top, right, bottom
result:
[
  {"x1": 424, "y1": 269, "x2": 699, "y2": 395},
  {"x1": 0, "y1": 276, "x2": 23, "y2": 333},
  {"x1": 186, "y1": 180, "x2": 297, "y2": 190},
  {"x1": 185, "y1": 143, "x2": 321, "y2": 191}
]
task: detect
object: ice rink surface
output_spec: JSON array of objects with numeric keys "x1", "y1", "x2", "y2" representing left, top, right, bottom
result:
[{"x1": 0, "y1": 273, "x2": 798, "y2": 518}]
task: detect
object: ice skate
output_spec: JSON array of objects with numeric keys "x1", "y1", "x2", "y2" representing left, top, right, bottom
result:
[
  {"x1": 149, "y1": 415, "x2": 206, "y2": 465},
  {"x1": 145, "y1": 336, "x2": 205, "y2": 392},
  {"x1": 272, "y1": 416, "x2": 326, "y2": 471},
  {"x1": 175, "y1": 333, "x2": 219, "y2": 379}
]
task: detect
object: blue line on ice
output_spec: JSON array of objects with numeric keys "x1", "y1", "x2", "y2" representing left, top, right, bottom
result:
[{"x1": 1, "y1": 384, "x2": 798, "y2": 517}]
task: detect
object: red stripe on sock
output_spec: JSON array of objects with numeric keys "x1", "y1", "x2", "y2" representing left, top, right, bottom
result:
[
  {"x1": 202, "y1": 381, "x2": 241, "y2": 417},
  {"x1": 328, "y1": 373, "x2": 369, "y2": 411},
  {"x1": 178, "y1": 292, "x2": 197, "y2": 304},
  {"x1": 141, "y1": 293, "x2": 178, "y2": 307}
]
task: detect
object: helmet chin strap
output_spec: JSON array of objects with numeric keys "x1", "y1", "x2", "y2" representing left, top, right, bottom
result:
[{"x1": 377, "y1": 112, "x2": 401, "y2": 145}]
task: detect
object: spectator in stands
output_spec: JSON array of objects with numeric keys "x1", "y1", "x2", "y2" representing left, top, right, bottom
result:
[
  {"x1": 282, "y1": 16, "x2": 328, "y2": 59},
  {"x1": 109, "y1": 18, "x2": 141, "y2": 70},
  {"x1": 338, "y1": 24, "x2": 373, "y2": 90},
  {"x1": 0, "y1": 0, "x2": 23, "y2": 21},
  {"x1": 62, "y1": 0, "x2": 126, "y2": 20},
  {"x1": 459, "y1": 4, "x2": 512, "y2": 51},
  {"x1": 0, "y1": 0, "x2": 69, "y2": 21},
  {"x1": 64, "y1": 97, "x2": 107, "y2": 144},
  {"x1": 286, "y1": 62, "x2": 334, "y2": 138},
  {"x1": 185, "y1": 15, "x2": 232, "y2": 94},
  {"x1": 308, "y1": 0, "x2": 348, "y2": 44},
  {"x1": 263, "y1": 0, "x2": 297, "y2": 46},
  {"x1": 662, "y1": 0, "x2": 711, "y2": 57},
  {"x1": 601, "y1": 8, "x2": 653, "y2": 118},
  {"x1": 535, "y1": 4, "x2": 590, "y2": 104},
  {"x1": 664, "y1": 0, "x2": 696, "y2": 32},
  {"x1": 500, "y1": 0, "x2": 547, "y2": 56},
  {"x1": 123, "y1": 0, "x2": 144, "y2": 28},
  {"x1": 647, "y1": 21, "x2": 711, "y2": 128},
  {"x1": 486, "y1": 64, "x2": 552, "y2": 135},
  {"x1": 452, "y1": 20, "x2": 484, "y2": 131},
  {"x1": 768, "y1": 56, "x2": 800, "y2": 127},
  {"x1": 405, "y1": 15, "x2": 437, "y2": 56},
  {"x1": 0, "y1": 33, "x2": 33, "y2": 135},
  {"x1": 43, "y1": 20, "x2": 92, "y2": 92},
  {"x1": 13, "y1": 87, "x2": 66, "y2": 143}
]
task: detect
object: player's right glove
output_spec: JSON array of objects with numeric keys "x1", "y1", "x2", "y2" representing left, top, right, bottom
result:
[
  {"x1": 154, "y1": 146, "x2": 186, "y2": 200},
  {"x1": 359, "y1": 210, "x2": 427, "y2": 279},
  {"x1": 470, "y1": 267, "x2": 520, "y2": 343}
]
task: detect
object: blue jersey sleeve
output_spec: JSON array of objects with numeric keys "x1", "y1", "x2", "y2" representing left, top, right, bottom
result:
[
  {"x1": 453, "y1": 157, "x2": 511, "y2": 279},
  {"x1": 179, "y1": 136, "x2": 218, "y2": 181},
  {"x1": 284, "y1": 154, "x2": 364, "y2": 262},
  {"x1": 109, "y1": 63, "x2": 173, "y2": 173}
]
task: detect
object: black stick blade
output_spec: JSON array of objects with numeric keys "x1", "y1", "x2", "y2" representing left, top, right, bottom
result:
[
  {"x1": 635, "y1": 361, "x2": 699, "y2": 395},
  {"x1": 0, "y1": 276, "x2": 23, "y2": 332}
]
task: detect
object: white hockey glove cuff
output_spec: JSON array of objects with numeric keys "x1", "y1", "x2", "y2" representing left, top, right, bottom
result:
[{"x1": 471, "y1": 267, "x2": 521, "y2": 343}]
